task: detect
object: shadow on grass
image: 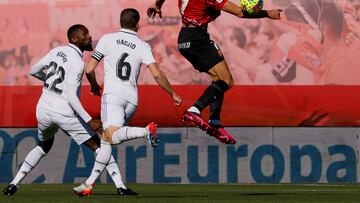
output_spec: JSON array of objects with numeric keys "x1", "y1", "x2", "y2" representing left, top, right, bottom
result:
[{"x1": 94, "y1": 194, "x2": 209, "y2": 199}]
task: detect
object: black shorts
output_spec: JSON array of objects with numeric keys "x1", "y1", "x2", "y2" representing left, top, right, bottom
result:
[{"x1": 177, "y1": 27, "x2": 224, "y2": 73}]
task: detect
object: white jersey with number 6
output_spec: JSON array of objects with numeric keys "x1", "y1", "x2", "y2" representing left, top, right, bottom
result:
[{"x1": 92, "y1": 28, "x2": 156, "y2": 105}]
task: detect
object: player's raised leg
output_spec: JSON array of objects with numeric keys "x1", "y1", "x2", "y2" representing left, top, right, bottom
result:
[
  {"x1": 182, "y1": 60, "x2": 236, "y2": 144},
  {"x1": 73, "y1": 124, "x2": 158, "y2": 196}
]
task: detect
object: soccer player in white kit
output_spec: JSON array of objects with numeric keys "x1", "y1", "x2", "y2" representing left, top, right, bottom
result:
[
  {"x1": 73, "y1": 9, "x2": 182, "y2": 196},
  {"x1": 3, "y1": 24, "x2": 128, "y2": 196}
]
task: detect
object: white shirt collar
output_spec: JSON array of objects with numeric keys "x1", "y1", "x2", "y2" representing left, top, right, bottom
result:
[
  {"x1": 119, "y1": 28, "x2": 138, "y2": 36},
  {"x1": 68, "y1": 43, "x2": 83, "y2": 57}
]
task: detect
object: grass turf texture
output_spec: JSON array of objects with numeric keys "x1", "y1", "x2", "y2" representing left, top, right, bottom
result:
[{"x1": 1, "y1": 183, "x2": 360, "y2": 203}]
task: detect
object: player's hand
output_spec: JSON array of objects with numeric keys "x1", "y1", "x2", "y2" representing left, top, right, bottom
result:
[
  {"x1": 172, "y1": 92, "x2": 182, "y2": 106},
  {"x1": 90, "y1": 83, "x2": 102, "y2": 96},
  {"x1": 147, "y1": 5, "x2": 162, "y2": 18},
  {"x1": 87, "y1": 118, "x2": 103, "y2": 135},
  {"x1": 267, "y1": 9, "x2": 282, "y2": 20}
]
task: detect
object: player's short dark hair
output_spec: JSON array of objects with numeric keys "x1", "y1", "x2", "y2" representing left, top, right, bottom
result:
[
  {"x1": 67, "y1": 24, "x2": 87, "y2": 42},
  {"x1": 120, "y1": 8, "x2": 140, "y2": 28}
]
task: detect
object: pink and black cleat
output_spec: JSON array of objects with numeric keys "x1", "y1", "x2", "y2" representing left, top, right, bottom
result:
[
  {"x1": 182, "y1": 111, "x2": 212, "y2": 132},
  {"x1": 208, "y1": 125, "x2": 237, "y2": 145}
]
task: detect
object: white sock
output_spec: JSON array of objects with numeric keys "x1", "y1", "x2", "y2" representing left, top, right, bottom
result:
[
  {"x1": 11, "y1": 146, "x2": 46, "y2": 185},
  {"x1": 95, "y1": 149, "x2": 126, "y2": 189},
  {"x1": 188, "y1": 106, "x2": 200, "y2": 114},
  {"x1": 111, "y1": 127, "x2": 147, "y2": 145},
  {"x1": 85, "y1": 140, "x2": 111, "y2": 185},
  {"x1": 106, "y1": 156, "x2": 126, "y2": 189}
]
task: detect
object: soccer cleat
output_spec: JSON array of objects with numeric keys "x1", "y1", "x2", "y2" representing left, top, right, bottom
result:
[
  {"x1": 3, "y1": 184, "x2": 18, "y2": 196},
  {"x1": 208, "y1": 125, "x2": 237, "y2": 145},
  {"x1": 182, "y1": 111, "x2": 212, "y2": 132},
  {"x1": 146, "y1": 122, "x2": 159, "y2": 148},
  {"x1": 73, "y1": 183, "x2": 93, "y2": 197},
  {"x1": 117, "y1": 187, "x2": 138, "y2": 196}
]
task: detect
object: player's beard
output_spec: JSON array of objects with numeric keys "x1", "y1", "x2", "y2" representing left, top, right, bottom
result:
[{"x1": 83, "y1": 42, "x2": 93, "y2": 51}]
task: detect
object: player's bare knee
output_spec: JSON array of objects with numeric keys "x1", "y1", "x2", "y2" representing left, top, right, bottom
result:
[
  {"x1": 102, "y1": 131, "x2": 113, "y2": 144},
  {"x1": 38, "y1": 138, "x2": 54, "y2": 154},
  {"x1": 227, "y1": 77, "x2": 234, "y2": 88},
  {"x1": 84, "y1": 138, "x2": 100, "y2": 151},
  {"x1": 221, "y1": 76, "x2": 234, "y2": 88},
  {"x1": 103, "y1": 126, "x2": 119, "y2": 144}
]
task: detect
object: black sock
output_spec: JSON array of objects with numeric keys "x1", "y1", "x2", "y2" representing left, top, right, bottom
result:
[
  {"x1": 193, "y1": 80, "x2": 229, "y2": 112},
  {"x1": 209, "y1": 91, "x2": 224, "y2": 123}
]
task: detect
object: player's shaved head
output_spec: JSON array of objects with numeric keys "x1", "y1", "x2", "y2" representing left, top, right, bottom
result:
[
  {"x1": 67, "y1": 24, "x2": 87, "y2": 43},
  {"x1": 67, "y1": 24, "x2": 93, "y2": 52},
  {"x1": 120, "y1": 8, "x2": 140, "y2": 29}
]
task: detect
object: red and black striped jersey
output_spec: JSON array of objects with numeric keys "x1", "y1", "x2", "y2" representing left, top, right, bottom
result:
[{"x1": 178, "y1": 0, "x2": 228, "y2": 26}]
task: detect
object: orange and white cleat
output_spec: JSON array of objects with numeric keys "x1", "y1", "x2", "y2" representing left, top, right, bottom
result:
[
  {"x1": 73, "y1": 183, "x2": 94, "y2": 197},
  {"x1": 146, "y1": 122, "x2": 159, "y2": 148}
]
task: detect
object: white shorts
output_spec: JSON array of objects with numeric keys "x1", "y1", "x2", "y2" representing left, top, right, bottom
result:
[
  {"x1": 36, "y1": 107, "x2": 94, "y2": 145},
  {"x1": 101, "y1": 93, "x2": 137, "y2": 129}
]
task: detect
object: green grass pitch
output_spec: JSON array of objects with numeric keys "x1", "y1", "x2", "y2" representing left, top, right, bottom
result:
[{"x1": 1, "y1": 184, "x2": 360, "y2": 203}]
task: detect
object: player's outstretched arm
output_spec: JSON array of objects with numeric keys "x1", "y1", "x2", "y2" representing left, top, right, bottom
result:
[
  {"x1": 221, "y1": 1, "x2": 282, "y2": 20},
  {"x1": 29, "y1": 56, "x2": 49, "y2": 81},
  {"x1": 147, "y1": 63, "x2": 182, "y2": 106},
  {"x1": 147, "y1": 0, "x2": 166, "y2": 18},
  {"x1": 85, "y1": 58, "x2": 101, "y2": 96}
]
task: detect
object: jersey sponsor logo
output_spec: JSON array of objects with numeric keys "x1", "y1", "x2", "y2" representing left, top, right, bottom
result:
[
  {"x1": 215, "y1": 0, "x2": 224, "y2": 3},
  {"x1": 116, "y1": 39, "x2": 136, "y2": 49},
  {"x1": 183, "y1": 16, "x2": 202, "y2": 26}
]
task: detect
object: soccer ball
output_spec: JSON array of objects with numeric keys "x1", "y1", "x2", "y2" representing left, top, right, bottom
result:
[{"x1": 239, "y1": 0, "x2": 264, "y2": 14}]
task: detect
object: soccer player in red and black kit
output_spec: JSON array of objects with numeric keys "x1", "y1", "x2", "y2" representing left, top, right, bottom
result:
[{"x1": 148, "y1": 0, "x2": 282, "y2": 144}]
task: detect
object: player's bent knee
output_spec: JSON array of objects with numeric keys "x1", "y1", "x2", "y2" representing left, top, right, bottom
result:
[
  {"x1": 101, "y1": 131, "x2": 113, "y2": 144},
  {"x1": 227, "y1": 78, "x2": 234, "y2": 88},
  {"x1": 222, "y1": 72, "x2": 234, "y2": 88},
  {"x1": 38, "y1": 138, "x2": 54, "y2": 154},
  {"x1": 103, "y1": 126, "x2": 120, "y2": 144}
]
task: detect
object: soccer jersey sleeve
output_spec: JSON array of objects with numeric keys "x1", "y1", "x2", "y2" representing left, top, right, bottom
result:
[
  {"x1": 92, "y1": 36, "x2": 107, "y2": 62},
  {"x1": 66, "y1": 60, "x2": 92, "y2": 123},
  {"x1": 29, "y1": 50, "x2": 52, "y2": 81},
  {"x1": 206, "y1": 0, "x2": 228, "y2": 10},
  {"x1": 142, "y1": 43, "x2": 156, "y2": 65}
]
